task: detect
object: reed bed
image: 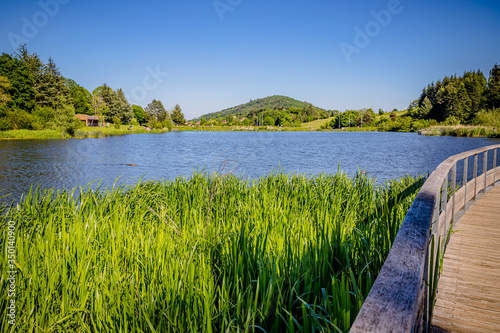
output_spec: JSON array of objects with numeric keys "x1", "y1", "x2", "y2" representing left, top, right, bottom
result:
[
  {"x1": 0, "y1": 171, "x2": 423, "y2": 332},
  {"x1": 419, "y1": 125, "x2": 498, "y2": 137},
  {"x1": 0, "y1": 129, "x2": 69, "y2": 140}
]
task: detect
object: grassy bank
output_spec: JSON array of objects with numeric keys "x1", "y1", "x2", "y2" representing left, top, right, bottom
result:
[
  {"x1": 418, "y1": 125, "x2": 499, "y2": 138},
  {"x1": 0, "y1": 126, "x2": 169, "y2": 140},
  {"x1": 177, "y1": 125, "x2": 309, "y2": 131},
  {"x1": 0, "y1": 129, "x2": 71, "y2": 139},
  {"x1": 75, "y1": 125, "x2": 169, "y2": 138},
  {"x1": 1, "y1": 171, "x2": 423, "y2": 332}
]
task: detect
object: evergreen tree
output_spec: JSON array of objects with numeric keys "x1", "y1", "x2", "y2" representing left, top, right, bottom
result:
[
  {"x1": 171, "y1": 104, "x2": 186, "y2": 125},
  {"x1": 419, "y1": 96, "x2": 432, "y2": 119},
  {"x1": 462, "y1": 70, "x2": 487, "y2": 120},
  {"x1": 419, "y1": 71, "x2": 489, "y2": 122},
  {"x1": 96, "y1": 84, "x2": 121, "y2": 121},
  {"x1": 36, "y1": 57, "x2": 70, "y2": 110},
  {"x1": 116, "y1": 88, "x2": 134, "y2": 123},
  {"x1": 15, "y1": 45, "x2": 44, "y2": 104},
  {"x1": 486, "y1": 64, "x2": 500, "y2": 109}
]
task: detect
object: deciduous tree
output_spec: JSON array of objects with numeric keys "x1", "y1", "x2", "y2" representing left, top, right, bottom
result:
[
  {"x1": 145, "y1": 99, "x2": 169, "y2": 123},
  {"x1": 0, "y1": 75, "x2": 11, "y2": 106},
  {"x1": 132, "y1": 105, "x2": 146, "y2": 124}
]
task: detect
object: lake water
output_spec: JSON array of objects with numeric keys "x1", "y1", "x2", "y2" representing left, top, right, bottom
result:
[{"x1": 1, "y1": 131, "x2": 499, "y2": 203}]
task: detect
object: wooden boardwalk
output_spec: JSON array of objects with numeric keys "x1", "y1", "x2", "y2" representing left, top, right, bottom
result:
[{"x1": 432, "y1": 185, "x2": 500, "y2": 333}]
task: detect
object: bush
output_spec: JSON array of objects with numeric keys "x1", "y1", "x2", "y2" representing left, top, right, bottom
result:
[
  {"x1": 162, "y1": 119, "x2": 173, "y2": 131},
  {"x1": 130, "y1": 118, "x2": 139, "y2": 126},
  {"x1": 113, "y1": 117, "x2": 122, "y2": 129},
  {"x1": 473, "y1": 109, "x2": 500, "y2": 130},
  {"x1": 443, "y1": 116, "x2": 461, "y2": 126}
]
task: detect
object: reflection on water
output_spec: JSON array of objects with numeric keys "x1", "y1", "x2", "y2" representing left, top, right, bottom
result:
[{"x1": 0, "y1": 131, "x2": 498, "y2": 203}]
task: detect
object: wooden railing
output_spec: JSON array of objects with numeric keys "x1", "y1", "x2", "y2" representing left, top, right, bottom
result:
[{"x1": 351, "y1": 144, "x2": 500, "y2": 332}]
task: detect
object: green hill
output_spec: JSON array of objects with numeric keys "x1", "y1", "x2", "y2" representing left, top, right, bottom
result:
[{"x1": 193, "y1": 95, "x2": 326, "y2": 121}]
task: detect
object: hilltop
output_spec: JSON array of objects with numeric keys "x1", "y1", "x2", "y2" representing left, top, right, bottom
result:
[{"x1": 193, "y1": 95, "x2": 326, "y2": 121}]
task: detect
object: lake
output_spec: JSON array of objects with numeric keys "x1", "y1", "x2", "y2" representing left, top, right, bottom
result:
[{"x1": 1, "y1": 131, "x2": 499, "y2": 203}]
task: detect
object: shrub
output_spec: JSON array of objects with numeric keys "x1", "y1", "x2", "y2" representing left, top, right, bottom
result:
[
  {"x1": 113, "y1": 117, "x2": 122, "y2": 129},
  {"x1": 162, "y1": 119, "x2": 173, "y2": 131}
]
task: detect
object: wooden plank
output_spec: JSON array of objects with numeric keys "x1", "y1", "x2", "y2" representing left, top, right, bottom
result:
[
  {"x1": 351, "y1": 147, "x2": 500, "y2": 333},
  {"x1": 432, "y1": 185, "x2": 500, "y2": 332}
]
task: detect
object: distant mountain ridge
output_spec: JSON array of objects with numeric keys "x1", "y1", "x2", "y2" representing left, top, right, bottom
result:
[{"x1": 193, "y1": 95, "x2": 326, "y2": 121}]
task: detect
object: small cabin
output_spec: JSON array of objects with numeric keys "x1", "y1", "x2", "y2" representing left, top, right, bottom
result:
[{"x1": 75, "y1": 114, "x2": 105, "y2": 127}]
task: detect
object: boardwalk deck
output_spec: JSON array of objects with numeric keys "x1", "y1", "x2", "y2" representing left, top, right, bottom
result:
[{"x1": 432, "y1": 185, "x2": 500, "y2": 333}]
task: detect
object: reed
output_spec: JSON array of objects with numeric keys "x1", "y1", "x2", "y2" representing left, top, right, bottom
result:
[
  {"x1": 0, "y1": 171, "x2": 423, "y2": 332},
  {"x1": 0, "y1": 129, "x2": 68, "y2": 140}
]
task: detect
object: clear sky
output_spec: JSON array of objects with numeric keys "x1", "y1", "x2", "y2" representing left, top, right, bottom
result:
[{"x1": 1, "y1": 0, "x2": 499, "y2": 119}]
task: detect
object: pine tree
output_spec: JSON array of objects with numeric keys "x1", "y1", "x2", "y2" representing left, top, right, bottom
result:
[
  {"x1": 171, "y1": 104, "x2": 186, "y2": 125},
  {"x1": 36, "y1": 57, "x2": 70, "y2": 110},
  {"x1": 97, "y1": 84, "x2": 121, "y2": 121},
  {"x1": 486, "y1": 64, "x2": 500, "y2": 109},
  {"x1": 462, "y1": 71, "x2": 487, "y2": 120},
  {"x1": 116, "y1": 88, "x2": 134, "y2": 123}
]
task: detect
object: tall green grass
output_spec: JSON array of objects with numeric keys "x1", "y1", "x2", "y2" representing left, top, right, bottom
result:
[
  {"x1": 0, "y1": 171, "x2": 423, "y2": 332},
  {"x1": 0, "y1": 129, "x2": 69, "y2": 139}
]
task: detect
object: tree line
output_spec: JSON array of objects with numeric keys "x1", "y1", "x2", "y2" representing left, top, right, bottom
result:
[
  {"x1": 198, "y1": 104, "x2": 333, "y2": 127},
  {"x1": 322, "y1": 63, "x2": 500, "y2": 132},
  {"x1": 412, "y1": 65, "x2": 499, "y2": 123},
  {"x1": 0, "y1": 45, "x2": 185, "y2": 135}
]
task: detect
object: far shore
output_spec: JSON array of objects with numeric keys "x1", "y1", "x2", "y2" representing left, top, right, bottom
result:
[{"x1": 1, "y1": 124, "x2": 498, "y2": 140}]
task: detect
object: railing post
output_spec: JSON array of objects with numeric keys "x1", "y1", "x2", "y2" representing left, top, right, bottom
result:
[
  {"x1": 483, "y1": 151, "x2": 488, "y2": 192},
  {"x1": 473, "y1": 154, "x2": 478, "y2": 200},
  {"x1": 426, "y1": 196, "x2": 440, "y2": 332},
  {"x1": 441, "y1": 179, "x2": 448, "y2": 237},
  {"x1": 463, "y1": 157, "x2": 468, "y2": 211},
  {"x1": 494, "y1": 148, "x2": 497, "y2": 185},
  {"x1": 451, "y1": 164, "x2": 456, "y2": 227}
]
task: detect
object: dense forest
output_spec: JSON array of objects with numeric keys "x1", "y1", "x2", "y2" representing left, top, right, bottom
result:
[
  {"x1": 0, "y1": 46, "x2": 185, "y2": 135},
  {"x1": 323, "y1": 64, "x2": 500, "y2": 132}
]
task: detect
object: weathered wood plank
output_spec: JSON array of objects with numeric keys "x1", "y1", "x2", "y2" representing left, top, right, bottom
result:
[
  {"x1": 432, "y1": 185, "x2": 500, "y2": 333},
  {"x1": 350, "y1": 145, "x2": 500, "y2": 333}
]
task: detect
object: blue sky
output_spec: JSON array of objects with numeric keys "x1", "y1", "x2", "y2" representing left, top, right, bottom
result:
[{"x1": 1, "y1": 0, "x2": 499, "y2": 119}]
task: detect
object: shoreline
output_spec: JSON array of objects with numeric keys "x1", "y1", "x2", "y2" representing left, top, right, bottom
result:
[{"x1": 1, "y1": 125, "x2": 498, "y2": 140}]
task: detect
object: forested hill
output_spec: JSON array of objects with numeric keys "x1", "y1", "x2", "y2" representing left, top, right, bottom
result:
[{"x1": 194, "y1": 95, "x2": 326, "y2": 121}]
